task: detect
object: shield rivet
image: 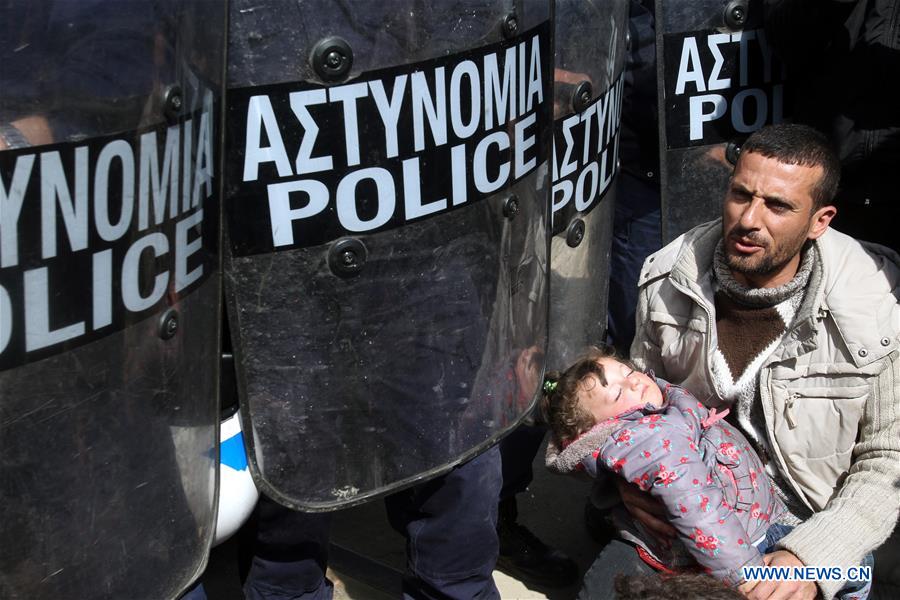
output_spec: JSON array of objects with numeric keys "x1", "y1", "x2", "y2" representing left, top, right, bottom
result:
[
  {"x1": 503, "y1": 195, "x2": 520, "y2": 219},
  {"x1": 572, "y1": 81, "x2": 593, "y2": 113},
  {"x1": 858, "y1": 348, "x2": 868, "y2": 358},
  {"x1": 326, "y1": 51, "x2": 343, "y2": 69},
  {"x1": 501, "y1": 13, "x2": 518, "y2": 39},
  {"x1": 159, "y1": 308, "x2": 179, "y2": 340},
  {"x1": 566, "y1": 219, "x2": 586, "y2": 248},
  {"x1": 328, "y1": 237, "x2": 367, "y2": 278},
  {"x1": 724, "y1": 0, "x2": 748, "y2": 30},
  {"x1": 312, "y1": 36, "x2": 353, "y2": 82},
  {"x1": 726, "y1": 140, "x2": 742, "y2": 165},
  {"x1": 163, "y1": 85, "x2": 183, "y2": 123},
  {"x1": 881, "y1": 337, "x2": 891, "y2": 346}
]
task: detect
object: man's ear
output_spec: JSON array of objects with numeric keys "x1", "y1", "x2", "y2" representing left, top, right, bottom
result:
[{"x1": 808, "y1": 204, "x2": 837, "y2": 240}]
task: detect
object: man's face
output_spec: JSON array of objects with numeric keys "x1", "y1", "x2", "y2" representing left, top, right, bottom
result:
[{"x1": 722, "y1": 151, "x2": 834, "y2": 288}]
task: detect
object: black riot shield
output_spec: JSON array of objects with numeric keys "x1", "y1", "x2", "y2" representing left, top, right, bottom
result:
[
  {"x1": 656, "y1": 0, "x2": 789, "y2": 242},
  {"x1": 224, "y1": 0, "x2": 552, "y2": 511},
  {"x1": 0, "y1": 2, "x2": 224, "y2": 599},
  {"x1": 548, "y1": 0, "x2": 628, "y2": 369}
]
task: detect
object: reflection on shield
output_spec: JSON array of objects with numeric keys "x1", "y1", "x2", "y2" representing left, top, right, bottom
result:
[
  {"x1": 656, "y1": 0, "x2": 790, "y2": 242},
  {"x1": 548, "y1": 0, "x2": 629, "y2": 370},
  {"x1": 224, "y1": 0, "x2": 552, "y2": 511},
  {"x1": 0, "y1": 2, "x2": 223, "y2": 599}
]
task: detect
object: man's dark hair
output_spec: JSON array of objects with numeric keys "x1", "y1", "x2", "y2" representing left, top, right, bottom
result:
[
  {"x1": 738, "y1": 123, "x2": 841, "y2": 210},
  {"x1": 614, "y1": 573, "x2": 744, "y2": 600}
]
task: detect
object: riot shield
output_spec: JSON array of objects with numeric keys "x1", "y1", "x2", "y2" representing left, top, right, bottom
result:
[
  {"x1": 224, "y1": 0, "x2": 552, "y2": 510},
  {"x1": 548, "y1": 0, "x2": 629, "y2": 370},
  {"x1": 0, "y1": 2, "x2": 224, "y2": 598},
  {"x1": 656, "y1": 0, "x2": 788, "y2": 242}
]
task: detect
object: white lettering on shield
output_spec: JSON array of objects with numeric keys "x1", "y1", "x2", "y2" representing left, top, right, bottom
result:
[{"x1": 241, "y1": 32, "x2": 546, "y2": 248}]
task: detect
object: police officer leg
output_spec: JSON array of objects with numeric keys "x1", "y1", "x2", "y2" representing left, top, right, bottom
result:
[
  {"x1": 241, "y1": 495, "x2": 334, "y2": 600},
  {"x1": 497, "y1": 423, "x2": 578, "y2": 587},
  {"x1": 607, "y1": 171, "x2": 662, "y2": 357},
  {"x1": 385, "y1": 446, "x2": 502, "y2": 600}
]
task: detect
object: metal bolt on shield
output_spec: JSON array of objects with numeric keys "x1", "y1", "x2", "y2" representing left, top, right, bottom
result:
[
  {"x1": 502, "y1": 14, "x2": 518, "y2": 38},
  {"x1": 724, "y1": 1, "x2": 748, "y2": 29},
  {"x1": 163, "y1": 85, "x2": 183, "y2": 123},
  {"x1": 328, "y1": 238, "x2": 368, "y2": 278},
  {"x1": 503, "y1": 195, "x2": 520, "y2": 219},
  {"x1": 566, "y1": 219, "x2": 585, "y2": 248},
  {"x1": 311, "y1": 36, "x2": 353, "y2": 82},
  {"x1": 326, "y1": 51, "x2": 343, "y2": 69},
  {"x1": 572, "y1": 81, "x2": 593, "y2": 113},
  {"x1": 159, "y1": 308, "x2": 179, "y2": 340}
]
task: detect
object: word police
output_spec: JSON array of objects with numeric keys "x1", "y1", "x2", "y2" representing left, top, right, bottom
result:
[
  {"x1": 664, "y1": 28, "x2": 786, "y2": 147},
  {"x1": 227, "y1": 26, "x2": 550, "y2": 255},
  {"x1": 551, "y1": 74, "x2": 623, "y2": 227},
  {"x1": 0, "y1": 92, "x2": 215, "y2": 368}
]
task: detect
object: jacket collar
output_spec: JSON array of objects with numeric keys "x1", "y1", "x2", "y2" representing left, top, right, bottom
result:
[{"x1": 663, "y1": 222, "x2": 899, "y2": 366}]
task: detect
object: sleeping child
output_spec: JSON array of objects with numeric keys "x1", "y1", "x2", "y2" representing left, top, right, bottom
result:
[{"x1": 541, "y1": 346, "x2": 785, "y2": 589}]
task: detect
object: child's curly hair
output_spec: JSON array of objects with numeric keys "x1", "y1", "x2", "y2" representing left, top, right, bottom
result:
[{"x1": 539, "y1": 346, "x2": 638, "y2": 446}]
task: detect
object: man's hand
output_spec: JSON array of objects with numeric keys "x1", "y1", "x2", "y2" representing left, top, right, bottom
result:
[
  {"x1": 615, "y1": 479, "x2": 676, "y2": 547},
  {"x1": 738, "y1": 579, "x2": 759, "y2": 596},
  {"x1": 744, "y1": 551, "x2": 818, "y2": 600}
]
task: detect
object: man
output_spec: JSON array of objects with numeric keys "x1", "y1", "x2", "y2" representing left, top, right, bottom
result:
[{"x1": 579, "y1": 123, "x2": 900, "y2": 600}]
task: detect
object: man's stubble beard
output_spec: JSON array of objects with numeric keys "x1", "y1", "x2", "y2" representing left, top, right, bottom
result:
[{"x1": 724, "y1": 225, "x2": 809, "y2": 278}]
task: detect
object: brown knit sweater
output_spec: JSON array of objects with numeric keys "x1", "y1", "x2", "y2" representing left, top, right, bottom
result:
[{"x1": 711, "y1": 242, "x2": 815, "y2": 525}]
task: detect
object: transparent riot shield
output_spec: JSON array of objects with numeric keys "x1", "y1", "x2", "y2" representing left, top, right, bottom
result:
[
  {"x1": 224, "y1": 0, "x2": 552, "y2": 510},
  {"x1": 656, "y1": 0, "x2": 788, "y2": 242},
  {"x1": 0, "y1": 2, "x2": 224, "y2": 598},
  {"x1": 548, "y1": 0, "x2": 629, "y2": 370}
]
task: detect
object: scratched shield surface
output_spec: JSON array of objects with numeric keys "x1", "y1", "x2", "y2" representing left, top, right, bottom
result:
[
  {"x1": 547, "y1": 0, "x2": 628, "y2": 371},
  {"x1": 0, "y1": 2, "x2": 223, "y2": 598},
  {"x1": 656, "y1": 0, "x2": 789, "y2": 242},
  {"x1": 224, "y1": 0, "x2": 551, "y2": 510}
]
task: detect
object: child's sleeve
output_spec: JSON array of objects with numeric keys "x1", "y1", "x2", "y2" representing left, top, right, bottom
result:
[{"x1": 599, "y1": 416, "x2": 764, "y2": 585}]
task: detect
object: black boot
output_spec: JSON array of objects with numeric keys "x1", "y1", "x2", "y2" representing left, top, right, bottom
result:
[{"x1": 496, "y1": 497, "x2": 579, "y2": 588}]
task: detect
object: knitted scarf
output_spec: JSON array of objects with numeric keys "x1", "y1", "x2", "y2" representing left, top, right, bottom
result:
[{"x1": 711, "y1": 240, "x2": 817, "y2": 524}]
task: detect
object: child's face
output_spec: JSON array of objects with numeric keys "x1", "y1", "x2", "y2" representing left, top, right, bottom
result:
[{"x1": 577, "y1": 358, "x2": 663, "y2": 422}]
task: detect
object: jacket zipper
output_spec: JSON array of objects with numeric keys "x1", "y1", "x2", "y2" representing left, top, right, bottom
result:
[
  {"x1": 668, "y1": 277, "x2": 717, "y2": 385},
  {"x1": 785, "y1": 393, "x2": 799, "y2": 428},
  {"x1": 760, "y1": 372, "x2": 814, "y2": 511}
]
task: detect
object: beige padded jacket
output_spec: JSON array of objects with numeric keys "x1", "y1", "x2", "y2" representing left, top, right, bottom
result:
[{"x1": 631, "y1": 220, "x2": 900, "y2": 599}]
